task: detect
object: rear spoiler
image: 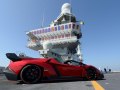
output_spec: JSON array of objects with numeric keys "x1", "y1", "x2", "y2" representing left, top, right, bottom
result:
[{"x1": 6, "y1": 53, "x2": 22, "y2": 62}]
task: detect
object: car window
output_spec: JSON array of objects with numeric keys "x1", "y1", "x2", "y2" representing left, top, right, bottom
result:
[{"x1": 70, "y1": 61, "x2": 80, "y2": 66}]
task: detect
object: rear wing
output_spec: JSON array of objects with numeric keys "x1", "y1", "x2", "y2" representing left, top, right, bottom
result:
[{"x1": 6, "y1": 53, "x2": 22, "y2": 62}]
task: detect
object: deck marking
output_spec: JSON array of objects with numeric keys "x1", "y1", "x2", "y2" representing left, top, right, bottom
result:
[{"x1": 91, "y1": 81, "x2": 105, "y2": 90}]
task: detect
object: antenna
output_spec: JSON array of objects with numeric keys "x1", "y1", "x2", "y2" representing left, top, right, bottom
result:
[
  {"x1": 70, "y1": 0, "x2": 72, "y2": 13},
  {"x1": 69, "y1": 0, "x2": 72, "y2": 22},
  {"x1": 41, "y1": 9, "x2": 45, "y2": 27}
]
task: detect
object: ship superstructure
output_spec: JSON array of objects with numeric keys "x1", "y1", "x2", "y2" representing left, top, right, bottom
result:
[{"x1": 26, "y1": 3, "x2": 83, "y2": 63}]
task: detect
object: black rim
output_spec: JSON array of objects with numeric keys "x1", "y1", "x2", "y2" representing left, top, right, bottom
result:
[
  {"x1": 87, "y1": 68, "x2": 96, "y2": 80},
  {"x1": 21, "y1": 65, "x2": 41, "y2": 83}
]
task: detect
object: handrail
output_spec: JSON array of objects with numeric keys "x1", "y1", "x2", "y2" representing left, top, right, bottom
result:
[{"x1": 27, "y1": 22, "x2": 80, "y2": 35}]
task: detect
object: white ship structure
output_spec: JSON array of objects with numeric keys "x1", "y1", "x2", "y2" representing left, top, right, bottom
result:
[{"x1": 26, "y1": 3, "x2": 83, "y2": 63}]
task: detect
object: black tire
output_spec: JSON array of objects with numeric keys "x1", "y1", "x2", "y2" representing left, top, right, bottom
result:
[
  {"x1": 20, "y1": 65, "x2": 42, "y2": 84},
  {"x1": 86, "y1": 68, "x2": 97, "y2": 80}
]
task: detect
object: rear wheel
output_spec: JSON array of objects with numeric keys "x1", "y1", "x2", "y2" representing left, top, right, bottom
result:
[
  {"x1": 20, "y1": 65, "x2": 42, "y2": 84},
  {"x1": 86, "y1": 68, "x2": 97, "y2": 80}
]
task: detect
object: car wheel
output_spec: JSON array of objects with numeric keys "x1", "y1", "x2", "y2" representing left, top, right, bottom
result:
[
  {"x1": 86, "y1": 68, "x2": 97, "y2": 80},
  {"x1": 20, "y1": 65, "x2": 42, "y2": 84}
]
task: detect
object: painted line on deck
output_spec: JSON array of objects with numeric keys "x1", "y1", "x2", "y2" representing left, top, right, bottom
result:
[{"x1": 91, "y1": 81, "x2": 105, "y2": 90}]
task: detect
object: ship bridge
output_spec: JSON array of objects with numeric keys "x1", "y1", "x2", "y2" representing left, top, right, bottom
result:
[
  {"x1": 26, "y1": 22, "x2": 81, "y2": 50},
  {"x1": 26, "y1": 3, "x2": 83, "y2": 62}
]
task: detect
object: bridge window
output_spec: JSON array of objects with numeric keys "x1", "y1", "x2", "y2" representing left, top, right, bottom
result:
[
  {"x1": 61, "y1": 25, "x2": 64, "y2": 30},
  {"x1": 58, "y1": 26, "x2": 60, "y2": 30},
  {"x1": 39, "y1": 30, "x2": 41, "y2": 34},
  {"x1": 44, "y1": 29, "x2": 46, "y2": 33},
  {"x1": 48, "y1": 28, "x2": 50, "y2": 32},
  {"x1": 45, "y1": 29, "x2": 47, "y2": 33},
  {"x1": 51, "y1": 27, "x2": 54, "y2": 31},
  {"x1": 55, "y1": 27, "x2": 57, "y2": 31},
  {"x1": 65, "y1": 25, "x2": 68, "y2": 29},
  {"x1": 72, "y1": 24, "x2": 75, "y2": 29},
  {"x1": 77, "y1": 25, "x2": 79, "y2": 29},
  {"x1": 42, "y1": 29, "x2": 44, "y2": 33},
  {"x1": 37, "y1": 30, "x2": 39, "y2": 34},
  {"x1": 69, "y1": 24, "x2": 71, "y2": 29}
]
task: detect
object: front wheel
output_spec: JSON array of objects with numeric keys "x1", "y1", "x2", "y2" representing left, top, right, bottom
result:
[
  {"x1": 20, "y1": 65, "x2": 42, "y2": 84},
  {"x1": 86, "y1": 68, "x2": 97, "y2": 80}
]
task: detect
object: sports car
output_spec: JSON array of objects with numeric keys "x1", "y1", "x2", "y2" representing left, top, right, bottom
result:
[{"x1": 4, "y1": 53, "x2": 104, "y2": 84}]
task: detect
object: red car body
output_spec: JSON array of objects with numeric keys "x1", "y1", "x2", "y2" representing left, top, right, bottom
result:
[{"x1": 4, "y1": 53, "x2": 104, "y2": 84}]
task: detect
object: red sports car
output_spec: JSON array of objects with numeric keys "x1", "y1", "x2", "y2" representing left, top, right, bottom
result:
[{"x1": 4, "y1": 53, "x2": 104, "y2": 84}]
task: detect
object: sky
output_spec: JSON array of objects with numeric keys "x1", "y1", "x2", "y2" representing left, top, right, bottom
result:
[{"x1": 0, "y1": 0, "x2": 120, "y2": 71}]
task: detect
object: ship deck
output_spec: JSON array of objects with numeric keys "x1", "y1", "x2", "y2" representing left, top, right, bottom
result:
[{"x1": 0, "y1": 72, "x2": 120, "y2": 90}]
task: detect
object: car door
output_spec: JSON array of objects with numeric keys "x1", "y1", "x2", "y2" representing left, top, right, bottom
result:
[{"x1": 52, "y1": 62, "x2": 84, "y2": 77}]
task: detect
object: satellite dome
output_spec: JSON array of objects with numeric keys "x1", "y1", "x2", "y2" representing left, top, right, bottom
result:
[{"x1": 61, "y1": 3, "x2": 71, "y2": 14}]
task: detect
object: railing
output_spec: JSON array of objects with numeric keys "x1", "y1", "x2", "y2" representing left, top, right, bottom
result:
[
  {"x1": 29, "y1": 22, "x2": 80, "y2": 35},
  {"x1": 27, "y1": 36, "x2": 77, "y2": 48}
]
